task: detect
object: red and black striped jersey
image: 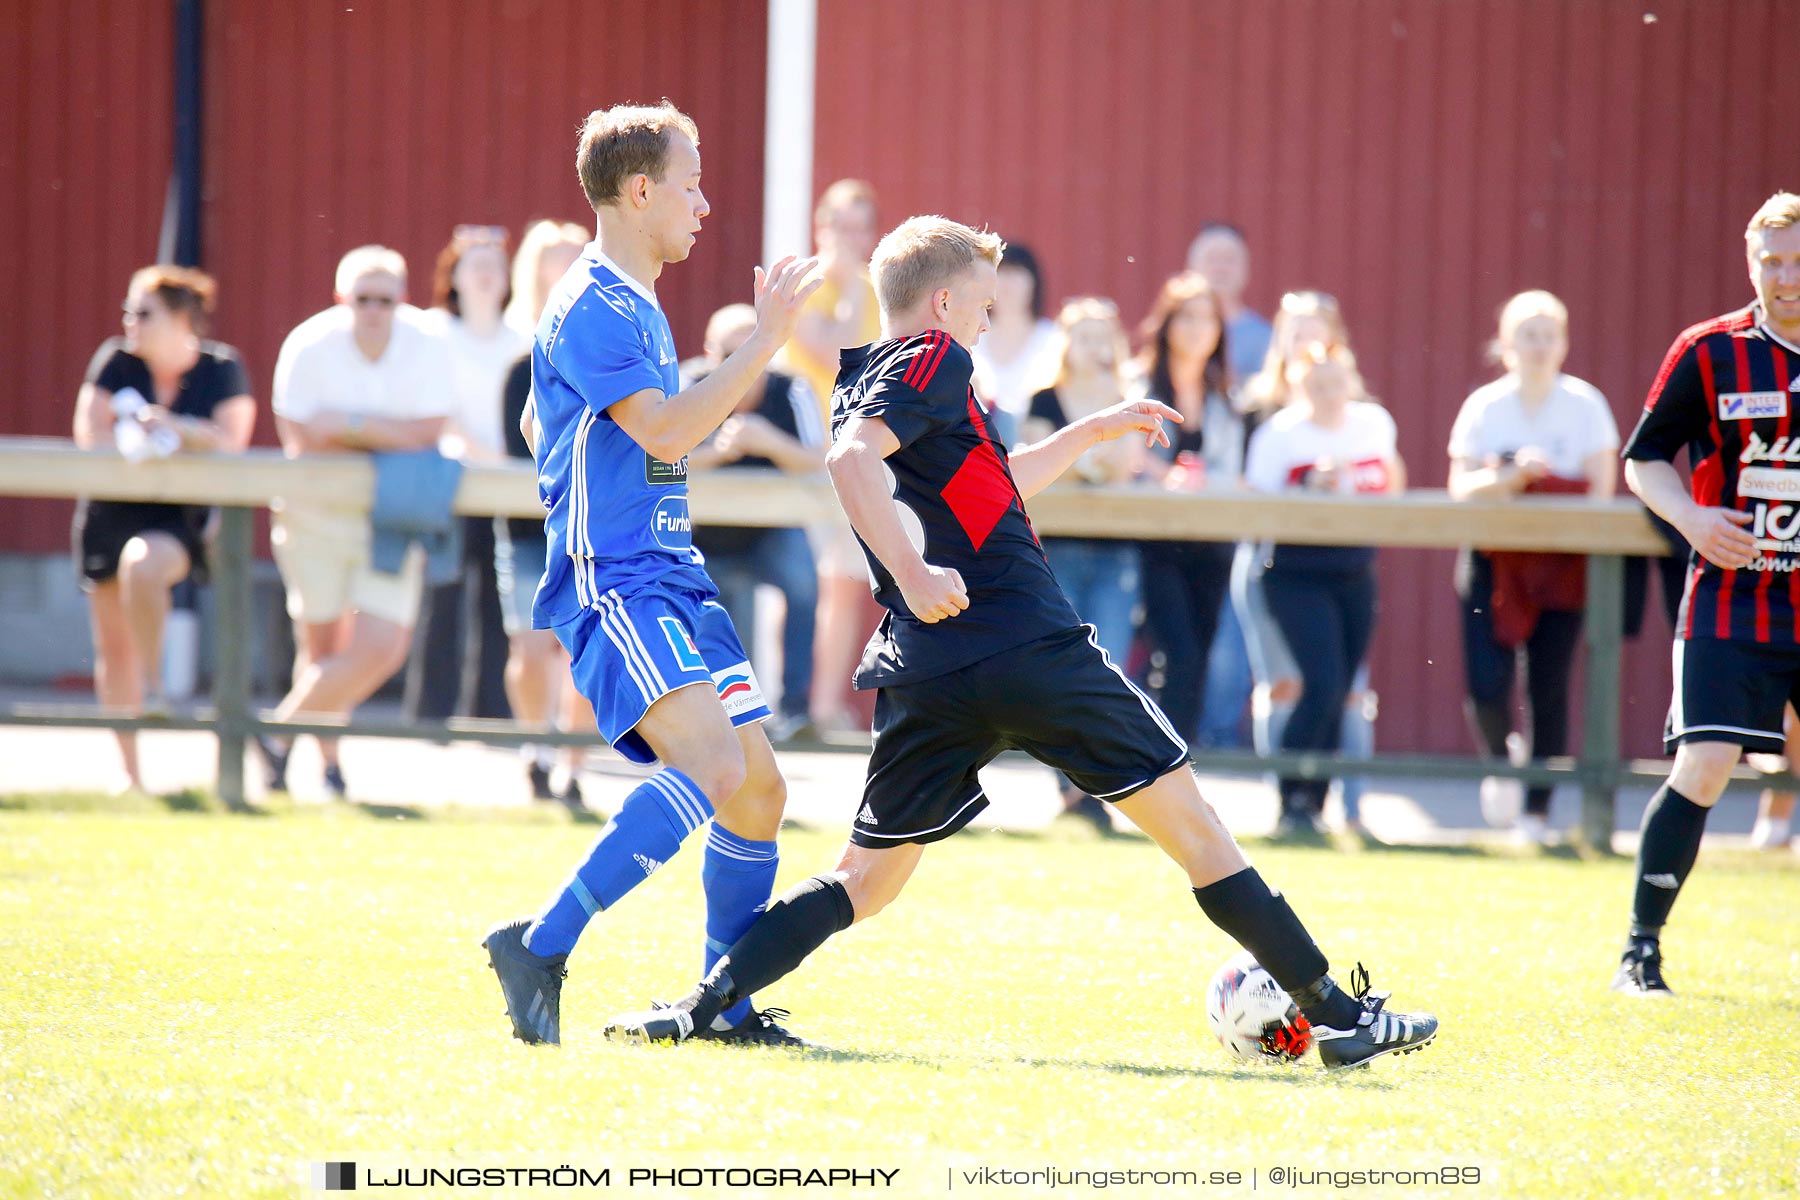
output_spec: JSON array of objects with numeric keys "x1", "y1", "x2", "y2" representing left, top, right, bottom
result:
[
  {"x1": 1622, "y1": 305, "x2": 1800, "y2": 642},
  {"x1": 830, "y1": 330, "x2": 1081, "y2": 687}
]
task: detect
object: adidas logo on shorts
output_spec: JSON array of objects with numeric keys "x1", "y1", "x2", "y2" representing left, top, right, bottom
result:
[
  {"x1": 856, "y1": 804, "x2": 877, "y2": 826},
  {"x1": 1642, "y1": 873, "x2": 1679, "y2": 889},
  {"x1": 635, "y1": 854, "x2": 664, "y2": 876}
]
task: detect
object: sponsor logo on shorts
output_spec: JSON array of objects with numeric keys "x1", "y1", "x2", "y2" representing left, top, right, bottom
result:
[
  {"x1": 657, "y1": 616, "x2": 706, "y2": 671},
  {"x1": 1718, "y1": 391, "x2": 1788, "y2": 421},
  {"x1": 857, "y1": 804, "x2": 878, "y2": 826},
  {"x1": 709, "y1": 665, "x2": 765, "y2": 718},
  {"x1": 650, "y1": 496, "x2": 692, "y2": 550}
]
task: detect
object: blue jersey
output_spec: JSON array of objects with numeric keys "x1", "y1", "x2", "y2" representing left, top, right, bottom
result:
[{"x1": 530, "y1": 246, "x2": 713, "y2": 629}]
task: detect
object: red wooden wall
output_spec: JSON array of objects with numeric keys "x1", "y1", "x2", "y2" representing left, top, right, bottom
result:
[
  {"x1": 7, "y1": 0, "x2": 1797, "y2": 756},
  {"x1": 1, "y1": 0, "x2": 767, "y2": 540},
  {"x1": 812, "y1": 0, "x2": 1797, "y2": 756}
]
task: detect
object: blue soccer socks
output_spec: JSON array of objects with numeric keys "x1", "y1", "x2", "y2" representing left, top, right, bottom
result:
[
  {"x1": 701, "y1": 822, "x2": 780, "y2": 1027},
  {"x1": 524, "y1": 768, "x2": 712, "y2": 957}
]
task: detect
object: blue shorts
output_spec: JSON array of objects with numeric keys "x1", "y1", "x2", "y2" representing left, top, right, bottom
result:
[{"x1": 555, "y1": 583, "x2": 771, "y2": 764}]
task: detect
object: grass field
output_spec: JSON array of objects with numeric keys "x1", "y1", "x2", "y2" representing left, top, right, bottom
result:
[{"x1": 2, "y1": 796, "x2": 1796, "y2": 1199}]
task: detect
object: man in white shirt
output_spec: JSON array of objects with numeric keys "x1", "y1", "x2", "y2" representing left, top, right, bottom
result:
[{"x1": 261, "y1": 245, "x2": 455, "y2": 797}]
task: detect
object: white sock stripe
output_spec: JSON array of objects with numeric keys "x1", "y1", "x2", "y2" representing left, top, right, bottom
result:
[
  {"x1": 661, "y1": 768, "x2": 712, "y2": 817},
  {"x1": 645, "y1": 771, "x2": 705, "y2": 832},
  {"x1": 643, "y1": 772, "x2": 701, "y2": 832},
  {"x1": 705, "y1": 831, "x2": 777, "y2": 861},
  {"x1": 603, "y1": 590, "x2": 669, "y2": 694},
  {"x1": 1086, "y1": 626, "x2": 1188, "y2": 755},
  {"x1": 595, "y1": 601, "x2": 658, "y2": 703}
]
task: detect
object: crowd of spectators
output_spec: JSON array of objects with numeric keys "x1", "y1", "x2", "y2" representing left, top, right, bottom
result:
[{"x1": 75, "y1": 183, "x2": 1797, "y2": 848}]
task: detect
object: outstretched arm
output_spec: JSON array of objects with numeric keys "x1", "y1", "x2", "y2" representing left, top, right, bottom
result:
[
  {"x1": 608, "y1": 258, "x2": 820, "y2": 463},
  {"x1": 826, "y1": 415, "x2": 969, "y2": 623},
  {"x1": 1008, "y1": 399, "x2": 1182, "y2": 500}
]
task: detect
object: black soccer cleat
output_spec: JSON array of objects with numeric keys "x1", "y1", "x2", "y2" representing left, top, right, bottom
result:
[
  {"x1": 604, "y1": 1004, "x2": 700, "y2": 1045},
  {"x1": 692, "y1": 1005, "x2": 817, "y2": 1048},
  {"x1": 1312, "y1": 966, "x2": 1438, "y2": 1069},
  {"x1": 1611, "y1": 941, "x2": 1674, "y2": 998},
  {"x1": 482, "y1": 918, "x2": 568, "y2": 1046},
  {"x1": 527, "y1": 761, "x2": 556, "y2": 801},
  {"x1": 323, "y1": 764, "x2": 348, "y2": 800}
]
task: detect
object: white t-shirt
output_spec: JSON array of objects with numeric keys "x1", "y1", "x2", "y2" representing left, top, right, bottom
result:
[
  {"x1": 1245, "y1": 401, "x2": 1398, "y2": 495},
  {"x1": 272, "y1": 304, "x2": 456, "y2": 425},
  {"x1": 971, "y1": 318, "x2": 1059, "y2": 419},
  {"x1": 417, "y1": 309, "x2": 529, "y2": 459},
  {"x1": 1447, "y1": 373, "x2": 1619, "y2": 479}
]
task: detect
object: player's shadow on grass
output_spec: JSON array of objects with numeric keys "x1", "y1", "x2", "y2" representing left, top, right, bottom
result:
[
  {"x1": 355, "y1": 801, "x2": 428, "y2": 821},
  {"x1": 730, "y1": 1045, "x2": 1391, "y2": 1087}
]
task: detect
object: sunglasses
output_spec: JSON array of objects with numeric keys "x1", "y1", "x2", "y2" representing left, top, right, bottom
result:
[{"x1": 351, "y1": 295, "x2": 399, "y2": 309}]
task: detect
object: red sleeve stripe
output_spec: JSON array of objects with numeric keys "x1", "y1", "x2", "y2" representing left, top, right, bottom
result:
[
  {"x1": 901, "y1": 331, "x2": 947, "y2": 389},
  {"x1": 914, "y1": 331, "x2": 951, "y2": 391}
]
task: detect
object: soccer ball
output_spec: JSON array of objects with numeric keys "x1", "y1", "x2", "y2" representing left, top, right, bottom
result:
[{"x1": 1205, "y1": 950, "x2": 1312, "y2": 1063}]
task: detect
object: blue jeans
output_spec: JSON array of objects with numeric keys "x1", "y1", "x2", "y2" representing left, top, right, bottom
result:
[
  {"x1": 1043, "y1": 538, "x2": 1140, "y2": 666},
  {"x1": 1197, "y1": 597, "x2": 1252, "y2": 749},
  {"x1": 703, "y1": 527, "x2": 818, "y2": 720}
]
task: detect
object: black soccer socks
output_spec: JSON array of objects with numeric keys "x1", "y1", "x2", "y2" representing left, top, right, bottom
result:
[
  {"x1": 711, "y1": 874, "x2": 856, "y2": 1002},
  {"x1": 1193, "y1": 868, "x2": 1358, "y2": 1029},
  {"x1": 1629, "y1": 783, "x2": 1711, "y2": 940}
]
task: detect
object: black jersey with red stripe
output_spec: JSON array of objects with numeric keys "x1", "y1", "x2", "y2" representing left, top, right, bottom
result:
[
  {"x1": 1622, "y1": 305, "x2": 1800, "y2": 642},
  {"x1": 831, "y1": 330, "x2": 1081, "y2": 687}
]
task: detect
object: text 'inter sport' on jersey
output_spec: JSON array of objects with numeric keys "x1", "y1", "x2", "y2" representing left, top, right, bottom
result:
[
  {"x1": 1622, "y1": 304, "x2": 1800, "y2": 643},
  {"x1": 528, "y1": 246, "x2": 713, "y2": 629},
  {"x1": 831, "y1": 330, "x2": 1082, "y2": 687}
]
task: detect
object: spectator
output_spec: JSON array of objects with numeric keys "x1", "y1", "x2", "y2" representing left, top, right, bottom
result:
[
  {"x1": 1132, "y1": 272, "x2": 1242, "y2": 745},
  {"x1": 498, "y1": 219, "x2": 592, "y2": 802},
  {"x1": 1448, "y1": 289, "x2": 1619, "y2": 845},
  {"x1": 71, "y1": 265, "x2": 255, "y2": 793},
  {"x1": 1186, "y1": 222, "x2": 1273, "y2": 388},
  {"x1": 1187, "y1": 221, "x2": 1271, "y2": 750},
  {"x1": 1018, "y1": 296, "x2": 1142, "y2": 834},
  {"x1": 970, "y1": 241, "x2": 1059, "y2": 445},
  {"x1": 1233, "y1": 290, "x2": 1378, "y2": 830},
  {"x1": 687, "y1": 303, "x2": 825, "y2": 738},
  {"x1": 406, "y1": 227, "x2": 530, "y2": 723},
  {"x1": 260, "y1": 246, "x2": 455, "y2": 798},
  {"x1": 775, "y1": 179, "x2": 882, "y2": 733},
  {"x1": 1245, "y1": 342, "x2": 1402, "y2": 838},
  {"x1": 1750, "y1": 707, "x2": 1798, "y2": 851}
]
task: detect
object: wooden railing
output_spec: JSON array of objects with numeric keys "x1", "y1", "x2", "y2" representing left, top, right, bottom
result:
[{"x1": 0, "y1": 437, "x2": 1676, "y2": 848}]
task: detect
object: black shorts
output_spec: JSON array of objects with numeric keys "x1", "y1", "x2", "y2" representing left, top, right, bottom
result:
[
  {"x1": 1664, "y1": 636, "x2": 1800, "y2": 755},
  {"x1": 850, "y1": 625, "x2": 1191, "y2": 847},
  {"x1": 72, "y1": 500, "x2": 207, "y2": 589}
]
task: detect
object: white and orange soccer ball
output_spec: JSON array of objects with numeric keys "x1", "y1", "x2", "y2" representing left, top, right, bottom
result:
[{"x1": 1204, "y1": 950, "x2": 1312, "y2": 1063}]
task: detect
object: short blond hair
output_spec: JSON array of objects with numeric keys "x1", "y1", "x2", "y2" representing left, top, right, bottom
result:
[
  {"x1": 334, "y1": 245, "x2": 406, "y2": 297},
  {"x1": 814, "y1": 178, "x2": 877, "y2": 227},
  {"x1": 576, "y1": 102, "x2": 699, "y2": 210},
  {"x1": 1747, "y1": 192, "x2": 1800, "y2": 237},
  {"x1": 870, "y1": 216, "x2": 1004, "y2": 317}
]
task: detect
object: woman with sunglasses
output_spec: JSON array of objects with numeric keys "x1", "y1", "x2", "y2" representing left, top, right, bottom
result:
[{"x1": 71, "y1": 265, "x2": 256, "y2": 793}]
